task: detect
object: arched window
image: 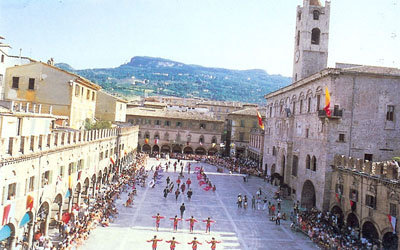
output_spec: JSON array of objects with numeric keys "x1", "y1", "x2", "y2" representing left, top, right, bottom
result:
[
  {"x1": 144, "y1": 132, "x2": 150, "y2": 139},
  {"x1": 154, "y1": 133, "x2": 159, "y2": 139},
  {"x1": 312, "y1": 156, "x2": 317, "y2": 171},
  {"x1": 306, "y1": 155, "x2": 311, "y2": 169},
  {"x1": 199, "y1": 135, "x2": 204, "y2": 144},
  {"x1": 313, "y1": 10, "x2": 320, "y2": 20},
  {"x1": 211, "y1": 136, "x2": 217, "y2": 144},
  {"x1": 292, "y1": 155, "x2": 298, "y2": 176},
  {"x1": 311, "y1": 28, "x2": 320, "y2": 45},
  {"x1": 298, "y1": 11, "x2": 302, "y2": 21}
]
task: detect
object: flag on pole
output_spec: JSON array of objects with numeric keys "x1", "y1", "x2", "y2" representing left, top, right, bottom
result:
[
  {"x1": 110, "y1": 157, "x2": 115, "y2": 165},
  {"x1": 68, "y1": 175, "x2": 72, "y2": 189},
  {"x1": 388, "y1": 215, "x2": 397, "y2": 233},
  {"x1": 335, "y1": 193, "x2": 340, "y2": 203},
  {"x1": 256, "y1": 110, "x2": 264, "y2": 130},
  {"x1": 155, "y1": 139, "x2": 159, "y2": 145},
  {"x1": 324, "y1": 87, "x2": 331, "y2": 117},
  {"x1": 145, "y1": 138, "x2": 149, "y2": 144},
  {"x1": 212, "y1": 143, "x2": 216, "y2": 148}
]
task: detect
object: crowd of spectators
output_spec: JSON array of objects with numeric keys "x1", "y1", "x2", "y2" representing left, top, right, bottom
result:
[
  {"x1": 205, "y1": 156, "x2": 264, "y2": 176},
  {"x1": 294, "y1": 209, "x2": 378, "y2": 250},
  {"x1": 28, "y1": 154, "x2": 148, "y2": 250}
]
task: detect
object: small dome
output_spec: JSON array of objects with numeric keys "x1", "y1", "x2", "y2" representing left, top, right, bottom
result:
[{"x1": 310, "y1": 0, "x2": 322, "y2": 6}]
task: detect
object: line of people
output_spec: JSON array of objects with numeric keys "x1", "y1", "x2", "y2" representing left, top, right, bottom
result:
[{"x1": 147, "y1": 235, "x2": 221, "y2": 250}]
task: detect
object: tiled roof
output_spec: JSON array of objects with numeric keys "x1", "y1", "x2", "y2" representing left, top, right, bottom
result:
[
  {"x1": 230, "y1": 107, "x2": 266, "y2": 117},
  {"x1": 341, "y1": 65, "x2": 400, "y2": 76}
]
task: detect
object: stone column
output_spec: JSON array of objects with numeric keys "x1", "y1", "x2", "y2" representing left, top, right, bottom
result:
[
  {"x1": 9, "y1": 236, "x2": 16, "y2": 250},
  {"x1": 27, "y1": 222, "x2": 34, "y2": 249}
]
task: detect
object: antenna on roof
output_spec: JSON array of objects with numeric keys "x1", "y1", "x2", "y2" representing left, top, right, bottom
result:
[{"x1": 19, "y1": 48, "x2": 22, "y2": 65}]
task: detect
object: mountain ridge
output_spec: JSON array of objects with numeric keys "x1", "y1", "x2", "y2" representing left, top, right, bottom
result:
[{"x1": 55, "y1": 56, "x2": 291, "y2": 103}]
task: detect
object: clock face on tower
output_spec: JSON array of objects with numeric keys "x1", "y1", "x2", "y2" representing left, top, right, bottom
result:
[{"x1": 295, "y1": 50, "x2": 300, "y2": 62}]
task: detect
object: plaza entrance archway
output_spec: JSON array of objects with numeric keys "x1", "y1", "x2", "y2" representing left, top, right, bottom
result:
[
  {"x1": 382, "y1": 232, "x2": 398, "y2": 250},
  {"x1": 301, "y1": 180, "x2": 316, "y2": 209},
  {"x1": 347, "y1": 213, "x2": 359, "y2": 229},
  {"x1": 362, "y1": 221, "x2": 379, "y2": 244},
  {"x1": 195, "y1": 147, "x2": 206, "y2": 155}
]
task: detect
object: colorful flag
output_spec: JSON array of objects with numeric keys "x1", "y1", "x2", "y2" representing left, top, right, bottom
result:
[
  {"x1": 388, "y1": 215, "x2": 396, "y2": 233},
  {"x1": 2, "y1": 204, "x2": 11, "y2": 225},
  {"x1": 145, "y1": 138, "x2": 149, "y2": 144},
  {"x1": 26, "y1": 196, "x2": 34, "y2": 211},
  {"x1": 335, "y1": 193, "x2": 340, "y2": 203},
  {"x1": 350, "y1": 200, "x2": 354, "y2": 207},
  {"x1": 155, "y1": 139, "x2": 159, "y2": 145},
  {"x1": 110, "y1": 157, "x2": 115, "y2": 165},
  {"x1": 68, "y1": 175, "x2": 72, "y2": 189},
  {"x1": 324, "y1": 87, "x2": 331, "y2": 117},
  {"x1": 65, "y1": 188, "x2": 71, "y2": 199},
  {"x1": 257, "y1": 110, "x2": 264, "y2": 130},
  {"x1": 212, "y1": 143, "x2": 216, "y2": 148}
]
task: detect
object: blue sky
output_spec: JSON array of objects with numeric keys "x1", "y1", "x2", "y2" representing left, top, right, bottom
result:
[{"x1": 0, "y1": 0, "x2": 399, "y2": 77}]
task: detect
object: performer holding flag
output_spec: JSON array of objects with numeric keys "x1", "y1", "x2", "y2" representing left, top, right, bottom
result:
[
  {"x1": 206, "y1": 237, "x2": 222, "y2": 250},
  {"x1": 166, "y1": 237, "x2": 180, "y2": 250}
]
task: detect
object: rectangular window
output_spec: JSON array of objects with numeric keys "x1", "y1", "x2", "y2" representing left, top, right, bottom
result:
[
  {"x1": 7, "y1": 183, "x2": 16, "y2": 200},
  {"x1": 349, "y1": 189, "x2": 358, "y2": 202},
  {"x1": 306, "y1": 128, "x2": 309, "y2": 138},
  {"x1": 200, "y1": 123, "x2": 206, "y2": 129},
  {"x1": 176, "y1": 121, "x2": 182, "y2": 128},
  {"x1": 272, "y1": 146, "x2": 276, "y2": 156},
  {"x1": 28, "y1": 78, "x2": 35, "y2": 90},
  {"x1": 269, "y1": 107, "x2": 273, "y2": 117},
  {"x1": 339, "y1": 134, "x2": 345, "y2": 142},
  {"x1": 335, "y1": 184, "x2": 343, "y2": 195},
  {"x1": 364, "y1": 154, "x2": 373, "y2": 162},
  {"x1": 99, "y1": 152, "x2": 104, "y2": 161},
  {"x1": 390, "y1": 203, "x2": 397, "y2": 217},
  {"x1": 252, "y1": 121, "x2": 257, "y2": 128},
  {"x1": 366, "y1": 195, "x2": 376, "y2": 209},
  {"x1": 60, "y1": 165, "x2": 65, "y2": 177},
  {"x1": 12, "y1": 77, "x2": 19, "y2": 89},
  {"x1": 239, "y1": 132, "x2": 245, "y2": 141},
  {"x1": 92, "y1": 91, "x2": 95, "y2": 101},
  {"x1": 86, "y1": 89, "x2": 90, "y2": 100},
  {"x1": 75, "y1": 85, "x2": 80, "y2": 96},
  {"x1": 41, "y1": 170, "x2": 51, "y2": 187},
  {"x1": 317, "y1": 95, "x2": 321, "y2": 111},
  {"x1": 29, "y1": 176, "x2": 35, "y2": 192},
  {"x1": 165, "y1": 120, "x2": 170, "y2": 126},
  {"x1": 240, "y1": 120, "x2": 245, "y2": 127},
  {"x1": 308, "y1": 97, "x2": 311, "y2": 112},
  {"x1": 387, "y1": 105, "x2": 394, "y2": 121},
  {"x1": 156, "y1": 120, "x2": 161, "y2": 126}
]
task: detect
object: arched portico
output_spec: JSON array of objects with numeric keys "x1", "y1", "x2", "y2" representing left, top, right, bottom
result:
[
  {"x1": 183, "y1": 147, "x2": 193, "y2": 154},
  {"x1": 301, "y1": 180, "x2": 316, "y2": 209},
  {"x1": 142, "y1": 144, "x2": 151, "y2": 153},
  {"x1": 161, "y1": 145, "x2": 171, "y2": 153},
  {"x1": 172, "y1": 145, "x2": 182, "y2": 154},
  {"x1": 195, "y1": 147, "x2": 206, "y2": 155},
  {"x1": 208, "y1": 148, "x2": 218, "y2": 156}
]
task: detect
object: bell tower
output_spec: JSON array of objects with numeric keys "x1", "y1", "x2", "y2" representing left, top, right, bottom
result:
[{"x1": 292, "y1": 0, "x2": 330, "y2": 83}]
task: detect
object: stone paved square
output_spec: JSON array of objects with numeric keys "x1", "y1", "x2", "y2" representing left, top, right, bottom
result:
[{"x1": 80, "y1": 158, "x2": 318, "y2": 250}]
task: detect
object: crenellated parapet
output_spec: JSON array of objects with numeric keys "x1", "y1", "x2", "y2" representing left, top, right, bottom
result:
[
  {"x1": 333, "y1": 154, "x2": 400, "y2": 180},
  {"x1": 0, "y1": 126, "x2": 139, "y2": 165}
]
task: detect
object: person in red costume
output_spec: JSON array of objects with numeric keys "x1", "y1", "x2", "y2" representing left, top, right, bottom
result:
[
  {"x1": 206, "y1": 237, "x2": 221, "y2": 250},
  {"x1": 185, "y1": 216, "x2": 198, "y2": 233},
  {"x1": 169, "y1": 215, "x2": 182, "y2": 232},
  {"x1": 166, "y1": 237, "x2": 180, "y2": 250},
  {"x1": 186, "y1": 178, "x2": 192, "y2": 189},
  {"x1": 151, "y1": 213, "x2": 165, "y2": 231},
  {"x1": 203, "y1": 217, "x2": 216, "y2": 234},
  {"x1": 188, "y1": 237, "x2": 202, "y2": 250},
  {"x1": 147, "y1": 235, "x2": 163, "y2": 250}
]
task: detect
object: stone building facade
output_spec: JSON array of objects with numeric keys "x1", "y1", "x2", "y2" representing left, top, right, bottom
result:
[
  {"x1": 226, "y1": 107, "x2": 264, "y2": 157},
  {"x1": 262, "y1": 0, "x2": 400, "y2": 211},
  {"x1": 329, "y1": 155, "x2": 400, "y2": 249},
  {"x1": 0, "y1": 120, "x2": 138, "y2": 249},
  {"x1": 4, "y1": 62, "x2": 101, "y2": 129},
  {"x1": 247, "y1": 128, "x2": 265, "y2": 170},
  {"x1": 126, "y1": 107, "x2": 223, "y2": 156},
  {"x1": 95, "y1": 90, "x2": 127, "y2": 123}
]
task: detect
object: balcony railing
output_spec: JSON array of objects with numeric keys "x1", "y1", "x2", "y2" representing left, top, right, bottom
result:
[{"x1": 318, "y1": 109, "x2": 343, "y2": 119}]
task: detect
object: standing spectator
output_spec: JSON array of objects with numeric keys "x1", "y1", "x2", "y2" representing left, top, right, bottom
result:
[{"x1": 180, "y1": 203, "x2": 186, "y2": 218}]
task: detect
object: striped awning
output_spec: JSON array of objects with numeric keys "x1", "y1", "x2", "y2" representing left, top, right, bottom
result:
[{"x1": 0, "y1": 225, "x2": 11, "y2": 241}]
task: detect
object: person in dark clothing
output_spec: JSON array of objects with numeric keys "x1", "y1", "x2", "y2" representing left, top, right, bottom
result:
[{"x1": 180, "y1": 203, "x2": 186, "y2": 218}]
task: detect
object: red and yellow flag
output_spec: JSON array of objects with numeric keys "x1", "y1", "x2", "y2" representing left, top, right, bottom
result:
[
  {"x1": 26, "y1": 195, "x2": 34, "y2": 211},
  {"x1": 145, "y1": 138, "x2": 149, "y2": 144},
  {"x1": 324, "y1": 87, "x2": 331, "y2": 117},
  {"x1": 257, "y1": 111, "x2": 264, "y2": 130},
  {"x1": 110, "y1": 157, "x2": 115, "y2": 165}
]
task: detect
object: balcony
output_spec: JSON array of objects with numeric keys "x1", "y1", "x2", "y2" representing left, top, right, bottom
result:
[{"x1": 318, "y1": 109, "x2": 343, "y2": 119}]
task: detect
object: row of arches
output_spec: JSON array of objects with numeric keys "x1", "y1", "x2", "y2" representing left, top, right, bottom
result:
[
  {"x1": 330, "y1": 205, "x2": 398, "y2": 249},
  {"x1": 140, "y1": 132, "x2": 218, "y2": 145},
  {"x1": 0, "y1": 165, "x2": 114, "y2": 249},
  {"x1": 138, "y1": 144, "x2": 218, "y2": 156}
]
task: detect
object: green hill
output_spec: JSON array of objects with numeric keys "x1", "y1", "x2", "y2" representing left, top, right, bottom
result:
[{"x1": 56, "y1": 56, "x2": 291, "y2": 103}]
